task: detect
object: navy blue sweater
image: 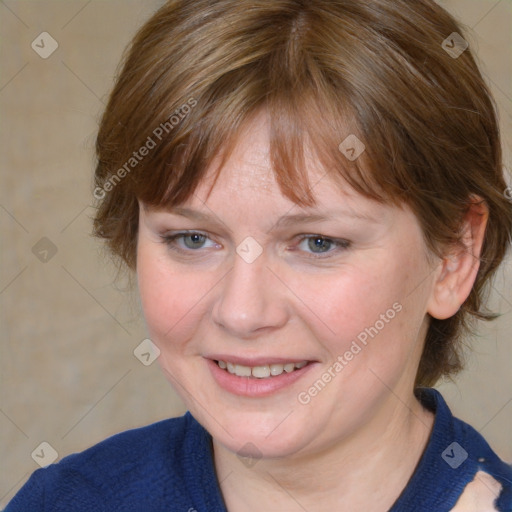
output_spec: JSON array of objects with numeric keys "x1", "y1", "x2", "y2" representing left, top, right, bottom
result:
[{"x1": 5, "y1": 388, "x2": 511, "y2": 511}]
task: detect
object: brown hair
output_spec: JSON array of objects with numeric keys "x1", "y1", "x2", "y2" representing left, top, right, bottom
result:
[{"x1": 93, "y1": 0, "x2": 512, "y2": 387}]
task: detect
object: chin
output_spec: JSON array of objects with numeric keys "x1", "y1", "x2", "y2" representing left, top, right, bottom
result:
[{"x1": 199, "y1": 407, "x2": 319, "y2": 460}]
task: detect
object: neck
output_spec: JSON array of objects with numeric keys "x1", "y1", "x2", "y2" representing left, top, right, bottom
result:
[{"x1": 213, "y1": 390, "x2": 434, "y2": 511}]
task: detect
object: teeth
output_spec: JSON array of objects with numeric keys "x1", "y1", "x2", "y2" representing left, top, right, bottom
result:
[
  {"x1": 234, "y1": 364, "x2": 252, "y2": 377},
  {"x1": 216, "y1": 360, "x2": 308, "y2": 378},
  {"x1": 252, "y1": 365, "x2": 271, "y2": 378},
  {"x1": 270, "y1": 364, "x2": 284, "y2": 376}
]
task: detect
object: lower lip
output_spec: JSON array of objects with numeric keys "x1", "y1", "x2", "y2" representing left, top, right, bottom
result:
[{"x1": 206, "y1": 359, "x2": 317, "y2": 397}]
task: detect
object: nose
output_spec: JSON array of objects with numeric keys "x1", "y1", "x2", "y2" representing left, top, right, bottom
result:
[{"x1": 211, "y1": 247, "x2": 289, "y2": 338}]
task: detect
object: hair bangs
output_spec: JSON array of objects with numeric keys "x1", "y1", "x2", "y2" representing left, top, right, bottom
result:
[{"x1": 132, "y1": 56, "x2": 401, "y2": 217}]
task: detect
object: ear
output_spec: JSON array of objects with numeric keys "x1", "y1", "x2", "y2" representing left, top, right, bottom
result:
[{"x1": 427, "y1": 196, "x2": 489, "y2": 320}]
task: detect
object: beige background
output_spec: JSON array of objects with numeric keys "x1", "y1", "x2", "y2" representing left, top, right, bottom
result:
[{"x1": 0, "y1": 0, "x2": 511, "y2": 507}]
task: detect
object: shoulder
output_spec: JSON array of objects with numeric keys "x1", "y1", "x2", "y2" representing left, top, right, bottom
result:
[
  {"x1": 447, "y1": 410, "x2": 512, "y2": 511},
  {"x1": 59, "y1": 412, "x2": 193, "y2": 469},
  {"x1": 53, "y1": 413, "x2": 193, "y2": 479},
  {"x1": 451, "y1": 470, "x2": 510, "y2": 512},
  {"x1": 410, "y1": 388, "x2": 512, "y2": 512},
  {"x1": 5, "y1": 413, "x2": 211, "y2": 512}
]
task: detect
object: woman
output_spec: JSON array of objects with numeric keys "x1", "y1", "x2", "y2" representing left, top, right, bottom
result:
[{"x1": 6, "y1": 0, "x2": 511, "y2": 510}]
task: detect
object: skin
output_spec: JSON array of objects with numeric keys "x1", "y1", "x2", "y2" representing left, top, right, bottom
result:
[{"x1": 136, "y1": 111, "x2": 488, "y2": 510}]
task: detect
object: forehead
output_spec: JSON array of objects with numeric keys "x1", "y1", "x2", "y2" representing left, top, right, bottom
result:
[{"x1": 192, "y1": 111, "x2": 384, "y2": 220}]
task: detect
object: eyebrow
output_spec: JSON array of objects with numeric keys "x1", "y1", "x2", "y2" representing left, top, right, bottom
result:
[
  {"x1": 271, "y1": 211, "x2": 377, "y2": 228},
  {"x1": 165, "y1": 206, "x2": 378, "y2": 229}
]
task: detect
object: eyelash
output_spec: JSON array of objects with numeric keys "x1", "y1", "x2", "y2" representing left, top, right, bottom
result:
[{"x1": 159, "y1": 231, "x2": 351, "y2": 259}]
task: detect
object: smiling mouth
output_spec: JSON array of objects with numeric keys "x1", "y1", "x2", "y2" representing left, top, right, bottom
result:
[{"x1": 215, "y1": 360, "x2": 309, "y2": 378}]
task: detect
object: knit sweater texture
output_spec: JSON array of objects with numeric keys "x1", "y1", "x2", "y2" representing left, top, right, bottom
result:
[{"x1": 5, "y1": 388, "x2": 511, "y2": 511}]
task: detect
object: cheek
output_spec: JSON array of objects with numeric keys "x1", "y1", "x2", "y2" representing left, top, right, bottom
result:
[
  {"x1": 136, "y1": 242, "x2": 209, "y2": 350},
  {"x1": 301, "y1": 252, "x2": 425, "y2": 366},
  {"x1": 301, "y1": 266, "x2": 402, "y2": 344}
]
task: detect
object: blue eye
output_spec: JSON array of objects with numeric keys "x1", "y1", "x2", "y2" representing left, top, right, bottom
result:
[
  {"x1": 297, "y1": 235, "x2": 350, "y2": 257},
  {"x1": 179, "y1": 233, "x2": 207, "y2": 249},
  {"x1": 161, "y1": 232, "x2": 217, "y2": 252},
  {"x1": 160, "y1": 232, "x2": 350, "y2": 259}
]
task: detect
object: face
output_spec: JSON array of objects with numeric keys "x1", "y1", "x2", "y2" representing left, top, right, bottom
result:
[{"x1": 136, "y1": 111, "x2": 439, "y2": 460}]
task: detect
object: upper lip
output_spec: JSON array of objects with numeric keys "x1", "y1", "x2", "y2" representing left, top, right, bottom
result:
[{"x1": 205, "y1": 355, "x2": 315, "y2": 366}]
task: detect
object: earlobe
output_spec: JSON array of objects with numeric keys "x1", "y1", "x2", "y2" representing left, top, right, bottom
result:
[{"x1": 427, "y1": 197, "x2": 489, "y2": 320}]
